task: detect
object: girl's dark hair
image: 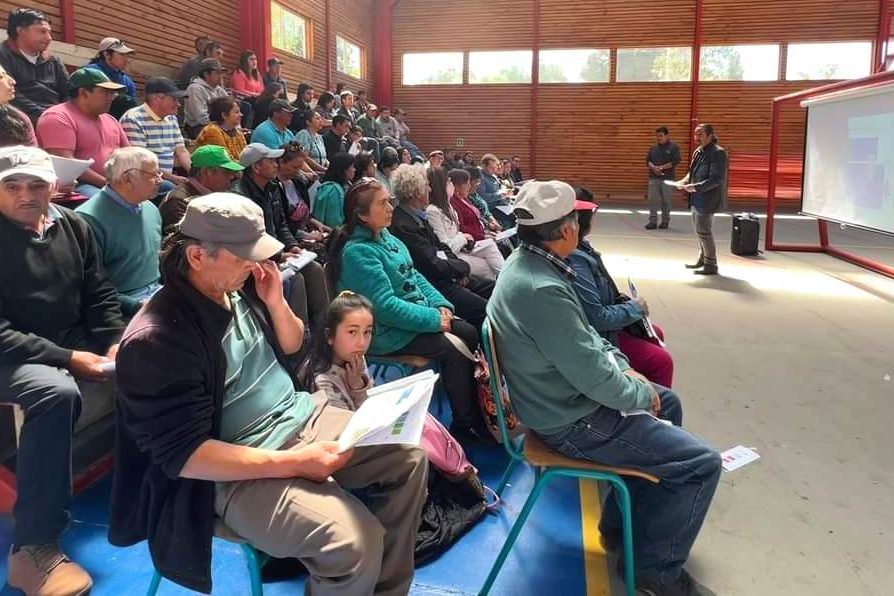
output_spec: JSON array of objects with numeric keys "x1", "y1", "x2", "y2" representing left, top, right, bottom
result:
[
  {"x1": 203, "y1": 41, "x2": 222, "y2": 57},
  {"x1": 0, "y1": 105, "x2": 33, "y2": 146},
  {"x1": 465, "y1": 165, "x2": 482, "y2": 181},
  {"x1": 327, "y1": 179, "x2": 386, "y2": 288},
  {"x1": 237, "y1": 50, "x2": 259, "y2": 80},
  {"x1": 429, "y1": 169, "x2": 455, "y2": 222},
  {"x1": 296, "y1": 83, "x2": 313, "y2": 99},
  {"x1": 379, "y1": 146, "x2": 400, "y2": 172},
  {"x1": 353, "y1": 151, "x2": 376, "y2": 182},
  {"x1": 259, "y1": 83, "x2": 283, "y2": 101},
  {"x1": 317, "y1": 91, "x2": 336, "y2": 110},
  {"x1": 209, "y1": 95, "x2": 238, "y2": 123},
  {"x1": 302, "y1": 291, "x2": 374, "y2": 389},
  {"x1": 301, "y1": 109, "x2": 317, "y2": 127},
  {"x1": 447, "y1": 168, "x2": 470, "y2": 185},
  {"x1": 396, "y1": 147, "x2": 410, "y2": 162},
  {"x1": 323, "y1": 152, "x2": 356, "y2": 185},
  {"x1": 577, "y1": 208, "x2": 594, "y2": 238},
  {"x1": 279, "y1": 141, "x2": 307, "y2": 163}
]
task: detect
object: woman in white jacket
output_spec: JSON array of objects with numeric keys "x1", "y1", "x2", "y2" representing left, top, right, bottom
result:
[{"x1": 426, "y1": 168, "x2": 504, "y2": 281}]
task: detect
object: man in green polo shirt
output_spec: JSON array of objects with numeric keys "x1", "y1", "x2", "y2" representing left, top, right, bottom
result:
[{"x1": 487, "y1": 180, "x2": 721, "y2": 596}]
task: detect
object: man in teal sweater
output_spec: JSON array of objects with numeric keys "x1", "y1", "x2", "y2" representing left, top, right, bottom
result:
[
  {"x1": 487, "y1": 180, "x2": 720, "y2": 596},
  {"x1": 76, "y1": 147, "x2": 163, "y2": 317}
]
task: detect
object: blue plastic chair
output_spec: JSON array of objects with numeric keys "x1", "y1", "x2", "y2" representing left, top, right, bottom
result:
[
  {"x1": 146, "y1": 521, "x2": 270, "y2": 596},
  {"x1": 479, "y1": 320, "x2": 659, "y2": 596}
]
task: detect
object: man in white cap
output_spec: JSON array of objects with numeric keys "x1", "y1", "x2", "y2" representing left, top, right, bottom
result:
[
  {"x1": 83, "y1": 37, "x2": 137, "y2": 111},
  {"x1": 486, "y1": 180, "x2": 721, "y2": 596},
  {"x1": 0, "y1": 146, "x2": 124, "y2": 595},
  {"x1": 110, "y1": 193, "x2": 427, "y2": 595}
]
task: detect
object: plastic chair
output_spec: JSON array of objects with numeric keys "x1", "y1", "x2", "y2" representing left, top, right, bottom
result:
[
  {"x1": 146, "y1": 520, "x2": 270, "y2": 596},
  {"x1": 479, "y1": 319, "x2": 659, "y2": 596}
]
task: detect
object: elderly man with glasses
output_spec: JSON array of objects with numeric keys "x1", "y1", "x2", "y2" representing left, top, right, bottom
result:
[{"x1": 75, "y1": 146, "x2": 163, "y2": 317}]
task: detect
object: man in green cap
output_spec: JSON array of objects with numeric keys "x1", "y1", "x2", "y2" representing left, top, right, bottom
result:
[
  {"x1": 158, "y1": 144, "x2": 244, "y2": 234},
  {"x1": 35, "y1": 67, "x2": 129, "y2": 198}
]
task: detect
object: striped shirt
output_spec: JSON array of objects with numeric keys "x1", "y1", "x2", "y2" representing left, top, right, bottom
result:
[
  {"x1": 120, "y1": 104, "x2": 185, "y2": 173},
  {"x1": 220, "y1": 292, "x2": 315, "y2": 449}
]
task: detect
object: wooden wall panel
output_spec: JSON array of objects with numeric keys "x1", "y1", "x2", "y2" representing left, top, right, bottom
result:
[
  {"x1": 275, "y1": 0, "x2": 326, "y2": 91},
  {"x1": 0, "y1": 1, "x2": 63, "y2": 39},
  {"x1": 330, "y1": 0, "x2": 374, "y2": 93}
]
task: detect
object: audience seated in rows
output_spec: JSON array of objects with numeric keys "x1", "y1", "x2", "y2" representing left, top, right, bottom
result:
[
  {"x1": 1, "y1": 146, "x2": 124, "y2": 596},
  {"x1": 329, "y1": 179, "x2": 493, "y2": 445},
  {"x1": 109, "y1": 193, "x2": 427, "y2": 595},
  {"x1": 465, "y1": 165, "x2": 503, "y2": 234},
  {"x1": 392, "y1": 107, "x2": 422, "y2": 159},
  {"x1": 0, "y1": 63, "x2": 37, "y2": 146},
  {"x1": 276, "y1": 142, "x2": 330, "y2": 252},
  {"x1": 237, "y1": 142, "x2": 329, "y2": 325},
  {"x1": 353, "y1": 150, "x2": 376, "y2": 182},
  {"x1": 0, "y1": 9, "x2": 67, "y2": 124},
  {"x1": 75, "y1": 147, "x2": 163, "y2": 318},
  {"x1": 487, "y1": 180, "x2": 719, "y2": 596},
  {"x1": 184, "y1": 58, "x2": 228, "y2": 137},
  {"x1": 195, "y1": 95, "x2": 246, "y2": 161},
  {"x1": 498, "y1": 157, "x2": 515, "y2": 193},
  {"x1": 323, "y1": 114, "x2": 351, "y2": 161},
  {"x1": 428, "y1": 168, "x2": 504, "y2": 282},
  {"x1": 263, "y1": 56, "x2": 288, "y2": 96},
  {"x1": 354, "y1": 88, "x2": 369, "y2": 114},
  {"x1": 347, "y1": 124, "x2": 364, "y2": 155},
  {"x1": 84, "y1": 37, "x2": 137, "y2": 119},
  {"x1": 252, "y1": 82, "x2": 285, "y2": 128},
  {"x1": 120, "y1": 76, "x2": 190, "y2": 195},
  {"x1": 36, "y1": 67, "x2": 129, "y2": 198},
  {"x1": 478, "y1": 153, "x2": 514, "y2": 228},
  {"x1": 426, "y1": 149, "x2": 448, "y2": 210},
  {"x1": 289, "y1": 82, "x2": 314, "y2": 128},
  {"x1": 509, "y1": 154, "x2": 524, "y2": 183},
  {"x1": 336, "y1": 90, "x2": 355, "y2": 124},
  {"x1": 355, "y1": 103, "x2": 379, "y2": 139},
  {"x1": 310, "y1": 90, "x2": 336, "y2": 129},
  {"x1": 376, "y1": 106, "x2": 401, "y2": 146},
  {"x1": 376, "y1": 146, "x2": 400, "y2": 196},
  {"x1": 390, "y1": 163, "x2": 493, "y2": 329},
  {"x1": 158, "y1": 144, "x2": 244, "y2": 234},
  {"x1": 231, "y1": 50, "x2": 264, "y2": 100},
  {"x1": 175, "y1": 37, "x2": 220, "y2": 89},
  {"x1": 294, "y1": 108, "x2": 328, "y2": 173},
  {"x1": 312, "y1": 151, "x2": 355, "y2": 228},
  {"x1": 250, "y1": 98, "x2": 296, "y2": 149},
  {"x1": 568, "y1": 189, "x2": 674, "y2": 387}
]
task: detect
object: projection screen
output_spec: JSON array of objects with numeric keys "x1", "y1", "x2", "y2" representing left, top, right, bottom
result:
[{"x1": 801, "y1": 83, "x2": 894, "y2": 236}]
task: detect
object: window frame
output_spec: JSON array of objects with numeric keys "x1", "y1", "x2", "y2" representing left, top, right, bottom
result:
[
  {"x1": 615, "y1": 46, "x2": 693, "y2": 83},
  {"x1": 270, "y1": 1, "x2": 312, "y2": 62},
  {"x1": 784, "y1": 41, "x2": 873, "y2": 81},
  {"x1": 335, "y1": 34, "x2": 365, "y2": 80},
  {"x1": 401, "y1": 52, "x2": 465, "y2": 86},
  {"x1": 698, "y1": 44, "x2": 781, "y2": 82},
  {"x1": 538, "y1": 48, "x2": 611, "y2": 85},
  {"x1": 468, "y1": 49, "x2": 534, "y2": 85}
]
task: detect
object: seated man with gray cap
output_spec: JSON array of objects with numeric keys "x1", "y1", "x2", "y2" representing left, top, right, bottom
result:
[
  {"x1": 110, "y1": 193, "x2": 427, "y2": 595},
  {"x1": 250, "y1": 99, "x2": 296, "y2": 149},
  {"x1": 0, "y1": 146, "x2": 124, "y2": 595},
  {"x1": 486, "y1": 180, "x2": 721, "y2": 596},
  {"x1": 184, "y1": 58, "x2": 228, "y2": 138}
]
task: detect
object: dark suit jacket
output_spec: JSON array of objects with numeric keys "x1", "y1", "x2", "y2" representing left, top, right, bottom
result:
[{"x1": 389, "y1": 203, "x2": 470, "y2": 291}]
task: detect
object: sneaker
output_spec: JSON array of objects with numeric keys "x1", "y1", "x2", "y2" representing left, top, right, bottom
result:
[
  {"x1": 7, "y1": 544, "x2": 93, "y2": 596},
  {"x1": 658, "y1": 222, "x2": 669, "y2": 229},
  {"x1": 634, "y1": 569, "x2": 717, "y2": 596},
  {"x1": 645, "y1": 223, "x2": 658, "y2": 230},
  {"x1": 694, "y1": 265, "x2": 718, "y2": 276}
]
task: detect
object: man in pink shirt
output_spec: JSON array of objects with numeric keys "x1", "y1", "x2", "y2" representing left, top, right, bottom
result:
[{"x1": 36, "y1": 67, "x2": 129, "y2": 197}]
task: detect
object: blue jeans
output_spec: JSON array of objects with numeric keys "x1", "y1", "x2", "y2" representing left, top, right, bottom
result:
[{"x1": 538, "y1": 386, "x2": 721, "y2": 585}]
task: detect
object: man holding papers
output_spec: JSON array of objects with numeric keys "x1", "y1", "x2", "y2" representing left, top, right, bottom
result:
[
  {"x1": 111, "y1": 193, "x2": 427, "y2": 595},
  {"x1": 674, "y1": 124, "x2": 728, "y2": 275}
]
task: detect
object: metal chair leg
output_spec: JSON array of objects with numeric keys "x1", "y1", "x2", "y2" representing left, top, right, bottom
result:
[
  {"x1": 478, "y1": 469, "x2": 555, "y2": 595},
  {"x1": 242, "y1": 544, "x2": 266, "y2": 596},
  {"x1": 608, "y1": 477, "x2": 637, "y2": 596},
  {"x1": 495, "y1": 457, "x2": 521, "y2": 497},
  {"x1": 146, "y1": 571, "x2": 162, "y2": 596}
]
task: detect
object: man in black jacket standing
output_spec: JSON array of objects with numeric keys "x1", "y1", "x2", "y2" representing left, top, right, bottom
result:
[
  {"x1": 675, "y1": 123, "x2": 728, "y2": 275},
  {"x1": 0, "y1": 9, "x2": 68, "y2": 123},
  {"x1": 389, "y1": 163, "x2": 492, "y2": 329},
  {"x1": 0, "y1": 146, "x2": 124, "y2": 595},
  {"x1": 110, "y1": 194, "x2": 427, "y2": 594}
]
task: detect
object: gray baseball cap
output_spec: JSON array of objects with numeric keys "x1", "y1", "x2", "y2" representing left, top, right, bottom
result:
[
  {"x1": 179, "y1": 193, "x2": 284, "y2": 261},
  {"x1": 0, "y1": 146, "x2": 58, "y2": 183},
  {"x1": 239, "y1": 143, "x2": 285, "y2": 167}
]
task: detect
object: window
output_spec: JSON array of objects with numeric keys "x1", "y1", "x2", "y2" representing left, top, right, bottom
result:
[
  {"x1": 616, "y1": 47, "x2": 692, "y2": 82},
  {"x1": 700, "y1": 45, "x2": 779, "y2": 81},
  {"x1": 271, "y1": 2, "x2": 310, "y2": 60},
  {"x1": 539, "y1": 49, "x2": 610, "y2": 83},
  {"x1": 469, "y1": 50, "x2": 533, "y2": 84},
  {"x1": 402, "y1": 52, "x2": 463, "y2": 85},
  {"x1": 336, "y1": 35, "x2": 363, "y2": 79},
  {"x1": 786, "y1": 42, "x2": 872, "y2": 80}
]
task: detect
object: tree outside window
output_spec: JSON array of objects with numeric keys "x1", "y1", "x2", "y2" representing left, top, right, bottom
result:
[
  {"x1": 617, "y1": 47, "x2": 691, "y2": 82},
  {"x1": 336, "y1": 35, "x2": 362, "y2": 79},
  {"x1": 271, "y1": 2, "x2": 309, "y2": 60},
  {"x1": 539, "y1": 49, "x2": 610, "y2": 84}
]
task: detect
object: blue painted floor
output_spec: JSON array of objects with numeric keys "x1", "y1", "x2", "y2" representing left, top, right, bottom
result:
[{"x1": 1, "y1": 396, "x2": 591, "y2": 595}]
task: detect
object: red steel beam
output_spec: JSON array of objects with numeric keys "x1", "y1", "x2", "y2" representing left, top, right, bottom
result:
[
  {"x1": 529, "y1": 0, "x2": 540, "y2": 179},
  {"x1": 875, "y1": 0, "x2": 892, "y2": 73},
  {"x1": 373, "y1": 0, "x2": 398, "y2": 105},
  {"x1": 689, "y1": 0, "x2": 703, "y2": 132},
  {"x1": 59, "y1": 0, "x2": 75, "y2": 44},
  {"x1": 325, "y1": 0, "x2": 332, "y2": 90}
]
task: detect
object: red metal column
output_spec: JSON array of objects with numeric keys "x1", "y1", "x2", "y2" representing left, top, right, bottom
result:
[
  {"x1": 59, "y1": 0, "x2": 75, "y2": 44},
  {"x1": 373, "y1": 0, "x2": 397, "y2": 105},
  {"x1": 875, "y1": 0, "x2": 892, "y2": 73},
  {"x1": 689, "y1": 0, "x2": 703, "y2": 131},
  {"x1": 529, "y1": 0, "x2": 540, "y2": 179},
  {"x1": 765, "y1": 100, "x2": 781, "y2": 249},
  {"x1": 239, "y1": 0, "x2": 272, "y2": 63},
  {"x1": 324, "y1": 0, "x2": 332, "y2": 90}
]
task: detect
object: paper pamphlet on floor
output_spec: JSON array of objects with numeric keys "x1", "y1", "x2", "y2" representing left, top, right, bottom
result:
[
  {"x1": 721, "y1": 445, "x2": 760, "y2": 472},
  {"x1": 337, "y1": 370, "x2": 438, "y2": 453},
  {"x1": 628, "y1": 276, "x2": 665, "y2": 347},
  {"x1": 286, "y1": 251, "x2": 318, "y2": 271},
  {"x1": 494, "y1": 204, "x2": 515, "y2": 215},
  {"x1": 494, "y1": 227, "x2": 517, "y2": 242}
]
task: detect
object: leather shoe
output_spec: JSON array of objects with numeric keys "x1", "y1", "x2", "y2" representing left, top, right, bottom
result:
[
  {"x1": 644, "y1": 223, "x2": 657, "y2": 230},
  {"x1": 684, "y1": 259, "x2": 704, "y2": 269},
  {"x1": 694, "y1": 265, "x2": 718, "y2": 275}
]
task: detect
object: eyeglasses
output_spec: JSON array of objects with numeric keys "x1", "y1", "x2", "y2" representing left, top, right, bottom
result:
[{"x1": 125, "y1": 168, "x2": 163, "y2": 180}]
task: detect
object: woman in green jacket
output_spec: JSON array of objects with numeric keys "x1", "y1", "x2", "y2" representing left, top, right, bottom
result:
[
  {"x1": 328, "y1": 178, "x2": 492, "y2": 445},
  {"x1": 312, "y1": 152, "x2": 355, "y2": 227}
]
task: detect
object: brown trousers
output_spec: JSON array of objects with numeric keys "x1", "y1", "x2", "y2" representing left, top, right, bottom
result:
[{"x1": 214, "y1": 398, "x2": 428, "y2": 595}]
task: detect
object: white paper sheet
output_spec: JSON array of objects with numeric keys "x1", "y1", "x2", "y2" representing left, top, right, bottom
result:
[
  {"x1": 286, "y1": 251, "x2": 318, "y2": 271},
  {"x1": 494, "y1": 227, "x2": 517, "y2": 242},
  {"x1": 628, "y1": 276, "x2": 665, "y2": 347},
  {"x1": 99, "y1": 361, "x2": 116, "y2": 375},
  {"x1": 50, "y1": 156, "x2": 94, "y2": 186},
  {"x1": 494, "y1": 204, "x2": 515, "y2": 215},
  {"x1": 721, "y1": 445, "x2": 761, "y2": 472}
]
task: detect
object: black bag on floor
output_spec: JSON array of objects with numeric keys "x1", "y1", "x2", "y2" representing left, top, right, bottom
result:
[{"x1": 731, "y1": 213, "x2": 760, "y2": 256}]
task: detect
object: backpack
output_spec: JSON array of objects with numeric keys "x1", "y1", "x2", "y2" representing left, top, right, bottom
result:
[{"x1": 474, "y1": 350, "x2": 520, "y2": 442}]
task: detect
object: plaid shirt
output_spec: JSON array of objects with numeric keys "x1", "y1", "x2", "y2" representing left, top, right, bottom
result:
[{"x1": 520, "y1": 242, "x2": 577, "y2": 281}]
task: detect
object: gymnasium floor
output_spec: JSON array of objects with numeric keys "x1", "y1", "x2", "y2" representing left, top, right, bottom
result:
[{"x1": 2, "y1": 208, "x2": 893, "y2": 595}]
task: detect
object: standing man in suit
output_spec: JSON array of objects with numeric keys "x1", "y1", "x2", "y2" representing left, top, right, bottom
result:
[{"x1": 645, "y1": 126, "x2": 681, "y2": 230}]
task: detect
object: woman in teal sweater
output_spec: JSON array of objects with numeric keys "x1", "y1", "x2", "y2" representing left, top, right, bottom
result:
[
  {"x1": 312, "y1": 152, "x2": 355, "y2": 228},
  {"x1": 329, "y1": 178, "x2": 492, "y2": 445}
]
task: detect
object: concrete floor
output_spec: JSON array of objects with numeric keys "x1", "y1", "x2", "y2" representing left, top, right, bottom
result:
[{"x1": 589, "y1": 208, "x2": 894, "y2": 596}]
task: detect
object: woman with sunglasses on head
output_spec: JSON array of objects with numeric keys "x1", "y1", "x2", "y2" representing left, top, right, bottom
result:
[
  {"x1": 568, "y1": 186, "x2": 674, "y2": 388},
  {"x1": 328, "y1": 179, "x2": 494, "y2": 446}
]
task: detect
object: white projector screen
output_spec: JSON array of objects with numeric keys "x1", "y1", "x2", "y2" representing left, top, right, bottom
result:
[{"x1": 801, "y1": 84, "x2": 894, "y2": 236}]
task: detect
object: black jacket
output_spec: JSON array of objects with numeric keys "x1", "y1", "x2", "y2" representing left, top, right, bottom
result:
[
  {"x1": 238, "y1": 175, "x2": 300, "y2": 250},
  {"x1": 389, "y1": 203, "x2": 470, "y2": 291},
  {"x1": 0, "y1": 41, "x2": 68, "y2": 123},
  {"x1": 108, "y1": 274, "x2": 300, "y2": 593},
  {"x1": 685, "y1": 140, "x2": 728, "y2": 214},
  {"x1": 323, "y1": 129, "x2": 347, "y2": 161}
]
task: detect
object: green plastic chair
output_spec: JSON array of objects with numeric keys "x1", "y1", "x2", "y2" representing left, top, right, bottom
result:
[
  {"x1": 146, "y1": 520, "x2": 270, "y2": 596},
  {"x1": 479, "y1": 319, "x2": 659, "y2": 596}
]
